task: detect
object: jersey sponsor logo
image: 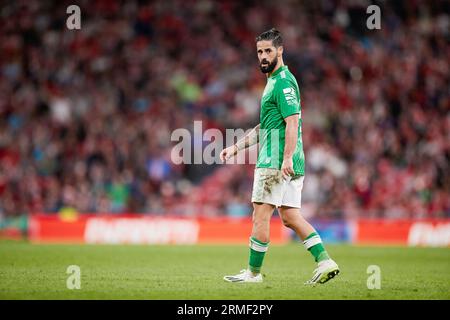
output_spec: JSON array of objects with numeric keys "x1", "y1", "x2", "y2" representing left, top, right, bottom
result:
[{"x1": 283, "y1": 87, "x2": 297, "y2": 105}]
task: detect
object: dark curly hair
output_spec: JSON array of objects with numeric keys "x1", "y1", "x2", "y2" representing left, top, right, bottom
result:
[{"x1": 255, "y1": 28, "x2": 283, "y2": 47}]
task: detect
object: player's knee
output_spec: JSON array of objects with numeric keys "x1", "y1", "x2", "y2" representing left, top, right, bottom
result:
[{"x1": 281, "y1": 216, "x2": 293, "y2": 228}]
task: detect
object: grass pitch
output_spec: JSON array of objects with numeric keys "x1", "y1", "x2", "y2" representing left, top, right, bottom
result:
[{"x1": 0, "y1": 241, "x2": 449, "y2": 300}]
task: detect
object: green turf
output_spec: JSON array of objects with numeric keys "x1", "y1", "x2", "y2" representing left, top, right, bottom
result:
[{"x1": 0, "y1": 241, "x2": 449, "y2": 299}]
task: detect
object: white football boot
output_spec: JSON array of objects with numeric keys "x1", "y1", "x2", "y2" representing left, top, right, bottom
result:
[
  {"x1": 305, "y1": 259, "x2": 340, "y2": 285},
  {"x1": 223, "y1": 269, "x2": 263, "y2": 283}
]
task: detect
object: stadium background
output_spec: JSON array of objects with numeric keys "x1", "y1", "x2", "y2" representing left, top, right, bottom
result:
[
  {"x1": 1, "y1": 0, "x2": 448, "y2": 244},
  {"x1": 0, "y1": 0, "x2": 449, "y2": 300}
]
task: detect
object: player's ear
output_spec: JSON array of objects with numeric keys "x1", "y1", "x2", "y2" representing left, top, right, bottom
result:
[{"x1": 277, "y1": 46, "x2": 283, "y2": 57}]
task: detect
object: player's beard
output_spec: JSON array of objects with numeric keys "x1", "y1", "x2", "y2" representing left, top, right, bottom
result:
[{"x1": 259, "y1": 57, "x2": 278, "y2": 74}]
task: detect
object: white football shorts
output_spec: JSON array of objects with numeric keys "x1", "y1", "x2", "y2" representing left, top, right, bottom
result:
[{"x1": 251, "y1": 168, "x2": 305, "y2": 208}]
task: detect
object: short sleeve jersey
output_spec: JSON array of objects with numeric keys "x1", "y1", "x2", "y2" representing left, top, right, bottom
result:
[{"x1": 256, "y1": 65, "x2": 305, "y2": 175}]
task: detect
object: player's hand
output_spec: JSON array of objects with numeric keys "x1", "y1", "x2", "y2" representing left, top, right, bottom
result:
[
  {"x1": 281, "y1": 157, "x2": 294, "y2": 180},
  {"x1": 220, "y1": 145, "x2": 238, "y2": 163}
]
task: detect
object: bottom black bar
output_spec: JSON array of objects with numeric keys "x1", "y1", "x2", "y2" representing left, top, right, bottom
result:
[{"x1": 1, "y1": 300, "x2": 447, "y2": 319}]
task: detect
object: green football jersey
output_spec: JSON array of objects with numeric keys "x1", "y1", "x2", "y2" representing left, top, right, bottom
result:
[{"x1": 256, "y1": 65, "x2": 305, "y2": 175}]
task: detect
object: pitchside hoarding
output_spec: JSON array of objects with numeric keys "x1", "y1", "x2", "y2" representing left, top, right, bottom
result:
[
  {"x1": 25, "y1": 214, "x2": 450, "y2": 247},
  {"x1": 27, "y1": 214, "x2": 289, "y2": 244}
]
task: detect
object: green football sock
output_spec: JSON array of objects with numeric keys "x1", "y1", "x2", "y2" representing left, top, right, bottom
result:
[
  {"x1": 303, "y1": 232, "x2": 330, "y2": 263},
  {"x1": 248, "y1": 237, "x2": 269, "y2": 274}
]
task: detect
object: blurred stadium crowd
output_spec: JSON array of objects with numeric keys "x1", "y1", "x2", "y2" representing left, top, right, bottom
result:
[{"x1": 0, "y1": 0, "x2": 449, "y2": 220}]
